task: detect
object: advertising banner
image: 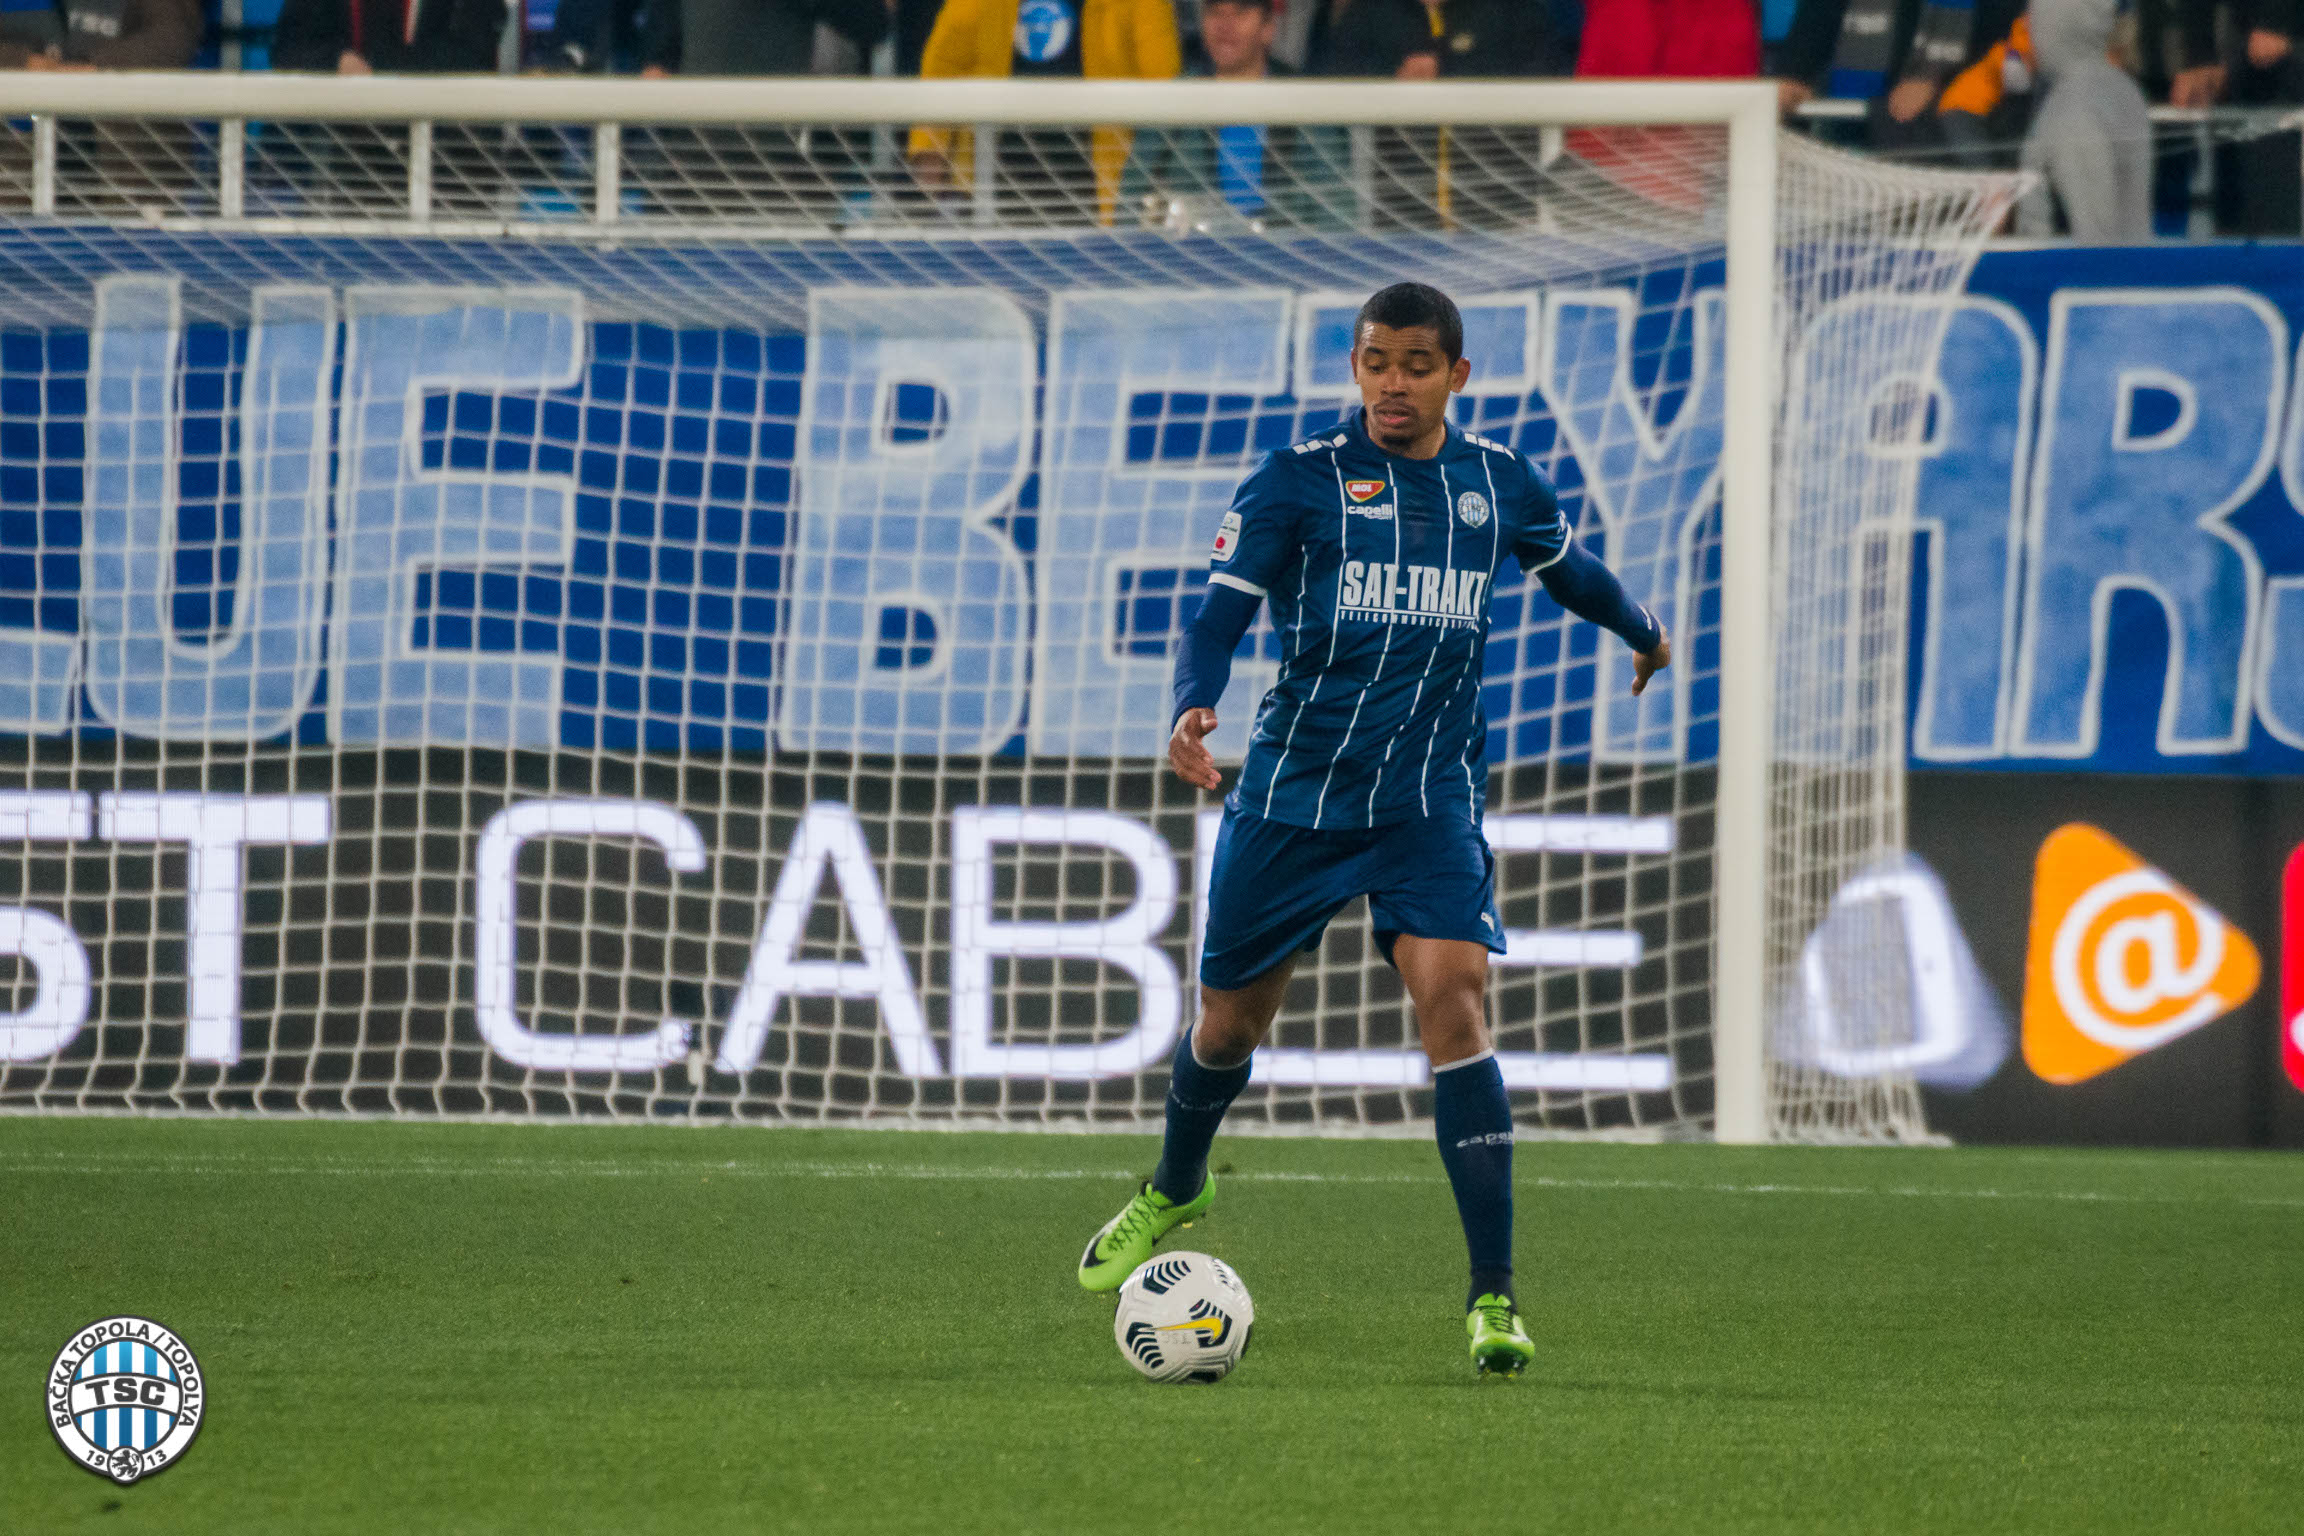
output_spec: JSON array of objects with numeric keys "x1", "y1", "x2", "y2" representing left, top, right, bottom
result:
[
  {"x1": 3, "y1": 225, "x2": 2303, "y2": 1133},
  {"x1": 1910, "y1": 773, "x2": 2304, "y2": 1147},
  {"x1": 0, "y1": 227, "x2": 1734, "y2": 1121},
  {"x1": 9, "y1": 239, "x2": 2304, "y2": 772}
]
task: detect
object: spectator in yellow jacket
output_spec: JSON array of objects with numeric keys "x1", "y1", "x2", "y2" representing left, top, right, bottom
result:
[{"x1": 909, "y1": 0, "x2": 1182, "y2": 222}]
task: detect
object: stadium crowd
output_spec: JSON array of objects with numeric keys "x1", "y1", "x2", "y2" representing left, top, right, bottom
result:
[{"x1": 0, "y1": 0, "x2": 2299, "y2": 234}]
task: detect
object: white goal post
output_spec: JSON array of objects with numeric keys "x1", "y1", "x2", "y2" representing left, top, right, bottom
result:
[{"x1": 0, "y1": 74, "x2": 2013, "y2": 1141}]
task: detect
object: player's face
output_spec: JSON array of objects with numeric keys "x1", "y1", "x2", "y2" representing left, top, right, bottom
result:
[{"x1": 1352, "y1": 324, "x2": 1470, "y2": 457}]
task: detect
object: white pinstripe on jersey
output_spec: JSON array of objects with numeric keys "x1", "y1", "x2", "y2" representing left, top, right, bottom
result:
[
  {"x1": 1371, "y1": 457, "x2": 1465, "y2": 822},
  {"x1": 1315, "y1": 449, "x2": 1407, "y2": 826}
]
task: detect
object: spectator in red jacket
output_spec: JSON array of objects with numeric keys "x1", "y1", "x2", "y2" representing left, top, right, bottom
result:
[
  {"x1": 1572, "y1": 0, "x2": 1760, "y2": 215},
  {"x1": 1575, "y1": 0, "x2": 1762, "y2": 77}
]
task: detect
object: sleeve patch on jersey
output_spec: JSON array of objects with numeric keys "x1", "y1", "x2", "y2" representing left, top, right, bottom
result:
[{"x1": 1211, "y1": 510, "x2": 1243, "y2": 562}]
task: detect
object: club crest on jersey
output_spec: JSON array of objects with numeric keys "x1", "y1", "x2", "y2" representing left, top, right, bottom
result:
[
  {"x1": 1211, "y1": 510, "x2": 1242, "y2": 561},
  {"x1": 1455, "y1": 491, "x2": 1491, "y2": 529},
  {"x1": 1345, "y1": 479, "x2": 1387, "y2": 503}
]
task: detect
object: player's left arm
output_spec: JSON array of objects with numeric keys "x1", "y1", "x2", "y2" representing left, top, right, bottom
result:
[{"x1": 1511, "y1": 467, "x2": 1671, "y2": 696}]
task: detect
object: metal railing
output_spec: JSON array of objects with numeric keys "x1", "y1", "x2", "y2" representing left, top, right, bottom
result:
[
  {"x1": 1792, "y1": 98, "x2": 2304, "y2": 236},
  {"x1": 0, "y1": 73, "x2": 1749, "y2": 238},
  {"x1": 13, "y1": 75, "x2": 2284, "y2": 239}
]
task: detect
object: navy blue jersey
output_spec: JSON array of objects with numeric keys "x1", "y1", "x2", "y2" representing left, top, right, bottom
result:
[{"x1": 1208, "y1": 410, "x2": 1569, "y2": 830}]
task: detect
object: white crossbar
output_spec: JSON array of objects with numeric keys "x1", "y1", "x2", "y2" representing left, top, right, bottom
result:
[{"x1": 0, "y1": 72, "x2": 1777, "y2": 128}]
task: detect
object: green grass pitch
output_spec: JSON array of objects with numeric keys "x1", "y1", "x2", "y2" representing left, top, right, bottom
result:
[{"x1": 3, "y1": 1119, "x2": 2301, "y2": 1534}]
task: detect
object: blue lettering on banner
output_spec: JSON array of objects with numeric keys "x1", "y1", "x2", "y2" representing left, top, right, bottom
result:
[
  {"x1": 1029, "y1": 288, "x2": 1290, "y2": 760},
  {"x1": 81, "y1": 279, "x2": 335, "y2": 742},
  {"x1": 331, "y1": 287, "x2": 583, "y2": 748},
  {"x1": 777, "y1": 288, "x2": 1034, "y2": 756},
  {"x1": 1907, "y1": 246, "x2": 2304, "y2": 773},
  {"x1": 1543, "y1": 288, "x2": 1723, "y2": 762},
  {"x1": 1905, "y1": 298, "x2": 2035, "y2": 762},
  {"x1": 2012, "y1": 288, "x2": 2281, "y2": 758},
  {"x1": 9, "y1": 237, "x2": 2304, "y2": 773}
]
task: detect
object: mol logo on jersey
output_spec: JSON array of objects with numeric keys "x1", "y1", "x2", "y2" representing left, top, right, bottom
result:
[
  {"x1": 1338, "y1": 561, "x2": 1491, "y2": 630},
  {"x1": 1344, "y1": 480, "x2": 1395, "y2": 520},
  {"x1": 2021, "y1": 824, "x2": 2260, "y2": 1084}
]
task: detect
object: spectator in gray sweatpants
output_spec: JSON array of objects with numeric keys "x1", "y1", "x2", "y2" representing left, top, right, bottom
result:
[{"x1": 2018, "y1": 0, "x2": 2154, "y2": 239}]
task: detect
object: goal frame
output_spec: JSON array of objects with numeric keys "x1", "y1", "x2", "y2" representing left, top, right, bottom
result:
[{"x1": 0, "y1": 73, "x2": 1782, "y2": 1142}]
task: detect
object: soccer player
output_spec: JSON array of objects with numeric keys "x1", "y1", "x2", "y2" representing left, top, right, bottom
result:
[{"x1": 1074, "y1": 282, "x2": 1670, "y2": 1377}]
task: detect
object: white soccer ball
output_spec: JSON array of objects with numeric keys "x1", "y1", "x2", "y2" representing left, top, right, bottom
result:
[{"x1": 1112, "y1": 1251, "x2": 1255, "y2": 1384}]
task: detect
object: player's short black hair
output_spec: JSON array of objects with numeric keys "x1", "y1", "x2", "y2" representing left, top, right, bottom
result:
[{"x1": 1354, "y1": 282, "x2": 1464, "y2": 364}]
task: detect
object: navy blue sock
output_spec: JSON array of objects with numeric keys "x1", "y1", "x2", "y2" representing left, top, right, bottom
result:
[
  {"x1": 1151, "y1": 1032, "x2": 1250, "y2": 1204},
  {"x1": 1433, "y1": 1051, "x2": 1515, "y2": 1310}
]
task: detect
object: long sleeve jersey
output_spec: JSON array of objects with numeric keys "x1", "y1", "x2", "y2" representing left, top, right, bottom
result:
[{"x1": 1173, "y1": 410, "x2": 1661, "y2": 830}]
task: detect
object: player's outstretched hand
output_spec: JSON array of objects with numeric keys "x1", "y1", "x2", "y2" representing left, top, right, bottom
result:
[
  {"x1": 1630, "y1": 630, "x2": 1672, "y2": 696},
  {"x1": 1169, "y1": 708, "x2": 1223, "y2": 792}
]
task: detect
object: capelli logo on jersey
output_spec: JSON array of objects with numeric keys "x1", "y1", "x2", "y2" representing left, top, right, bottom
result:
[
  {"x1": 2022, "y1": 824, "x2": 2259, "y2": 1084},
  {"x1": 1338, "y1": 560, "x2": 1490, "y2": 629}
]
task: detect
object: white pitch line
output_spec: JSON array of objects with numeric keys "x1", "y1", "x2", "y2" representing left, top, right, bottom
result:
[{"x1": 0, "y1": 1150, "x2": 2300, "y2": 1211}]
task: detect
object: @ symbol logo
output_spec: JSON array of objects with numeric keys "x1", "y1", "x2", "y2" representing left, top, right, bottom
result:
[
  {"x1": 2050, "y1": 869, "x2": 2232, "y2": 1052},
  {"x1": 48, "y1": 1316, "x2": 204, "y2": 1485},
  {"x1": 1455, "y1": 491, "x2": 1490, "y2": 528}
]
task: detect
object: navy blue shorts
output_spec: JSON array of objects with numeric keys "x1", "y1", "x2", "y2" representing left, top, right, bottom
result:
[{"x1": 1198, "y1": 806, "x2": 1506, "y2": 992}]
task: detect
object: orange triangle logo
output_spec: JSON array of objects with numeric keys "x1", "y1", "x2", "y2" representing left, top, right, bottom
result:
[
  {"x1": 2021, "y1": 824, "x2": 2259, "y2": 1084},
  {"x1": 1345, "y1": 479, "x2": 1386, "y2": 503}
]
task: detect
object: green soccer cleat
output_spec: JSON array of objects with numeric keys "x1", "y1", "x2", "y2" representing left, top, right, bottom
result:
[
  {"x1": 1466, "y1": 1294, "x2": 1535, "y2": 1378},
  {"x1": 1076, "y1": 1176, "x2": 1215, "y2": 1292}
]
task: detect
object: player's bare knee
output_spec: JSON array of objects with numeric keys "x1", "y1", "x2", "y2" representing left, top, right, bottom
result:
[
  {"x1": 1416, "y1": 987, "x2": 1490, "y2": 1065},
  {"x1": 1191, "y1": 1025, "x2": 1257, "y2": 1071},
  {"x1": 1192, "y1": 995, "x2": 1265, "y2": 1068}
]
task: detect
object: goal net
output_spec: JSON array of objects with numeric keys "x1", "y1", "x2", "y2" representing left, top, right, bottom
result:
[{"x1": 0, "y1": 79, "x2": 2015, "y2": 1140}]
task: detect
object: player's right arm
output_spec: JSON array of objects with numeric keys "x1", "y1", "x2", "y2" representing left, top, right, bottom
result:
[{"x1": 1168, "y1": 454, "x2": 1303, "y2": 792}]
